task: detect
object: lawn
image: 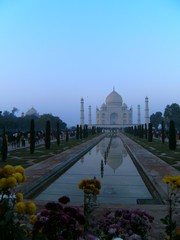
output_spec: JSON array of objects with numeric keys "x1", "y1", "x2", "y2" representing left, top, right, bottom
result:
[
  {"x1": 0, "y1": 135, "x2": 98, "y2": 168},
  {"x1": 126, "y1": 134, "x2": 180, "y2": 171},
  {"x1": 1, "y1": 133, "x2": 180, "y2": 172}
]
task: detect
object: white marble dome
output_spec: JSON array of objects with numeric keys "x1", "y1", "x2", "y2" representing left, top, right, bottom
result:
[{"x1": 106, "y1": 89, "x2": 122, "y2": 106}]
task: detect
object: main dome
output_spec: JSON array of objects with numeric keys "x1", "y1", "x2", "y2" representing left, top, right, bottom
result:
[{"x1": 106, "y1": 90, "x2": 122, "y2": 106}]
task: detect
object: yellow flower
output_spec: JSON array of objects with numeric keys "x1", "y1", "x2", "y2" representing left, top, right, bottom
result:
[
  {"x1": 13, "y1": 172, "x2": 24, "y2": 183},
  {"x1": 15, "y1": 202, "x2": 26, "y2": 214},
  {"x1": 6, "y1": 176, "x2": 17, "y2": 188},
  {"x1": 163, "y1": 176, "x2": 172, "y2": 184},
  {"x1": 15, "y1": 165, "x2": 25, "y2": 175},
  {"x1": 84, "y1": 188, "x2": 91, "y2": 194},
  {"x1": 25, "y1": 201, "x2": 37, "y2": 215},
  {"x1": 79, "y1": 178, "x2": 101, "y2": 195},
  {"x1": 16, "y1": 193, "x2": 24, "y2": 202},
  {"x1": 89, "y1": 184, "x2": 95, "y2": 191},
  {"x1": 78, "y1": 181, "x2": 84, "y2": 189},
  {"x1": 0, "y1": 178, "x2": 7, "y2": 188},
  {"x1": 3, "y1": 165, "x2": 14, "y2": 177},
  {"x1": 163, "y1": 175, "x2": 180, "y2": 191},
  {"x1": 29, "y1": 215, "x2": 37, "y2": 224}
]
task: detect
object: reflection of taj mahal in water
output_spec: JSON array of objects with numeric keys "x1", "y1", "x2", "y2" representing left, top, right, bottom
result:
[{"x1": 80, "y1": 88, "x2": 150, "y2": 128}]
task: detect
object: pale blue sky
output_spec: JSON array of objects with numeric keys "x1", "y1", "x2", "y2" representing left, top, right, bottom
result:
[{"x1": 0, "y1": 0, "x2": 180, "y2": 126}]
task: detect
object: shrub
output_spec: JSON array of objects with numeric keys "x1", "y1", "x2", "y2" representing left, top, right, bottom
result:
[
  {"x1": 32, "y1": 196, "x2": 85, "y2": 240},
  {"x1": 97, "y1": 208, "x2": 154, "y2": 240}
]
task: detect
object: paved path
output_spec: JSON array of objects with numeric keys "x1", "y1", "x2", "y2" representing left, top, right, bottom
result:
[{"x1": 16, "y1": 134, "x2": 180, "y2": 239}]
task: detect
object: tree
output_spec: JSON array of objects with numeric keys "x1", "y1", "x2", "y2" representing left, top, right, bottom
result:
[
  {"x1": 0, "y1": 110, "x2": 67, "y2": 133},
  {"x1": 12, "y1": 107, "x2": 18, "y2": 116},
  {"x1": 65, "y1": 128, "x2": 69, "y2": 142},
  {"x1": 141, "y1": 124, "x2": 144, "y2": 138},
  {"x1": 134, "y1": 125, "x2": 137, "y2": 136},
  {"x1": 30, "y1": 119, "x2": 35, "y2": 154},
  {"x1": 80, "y1": 125, "x2": 83, "y2": 139},
  {"x1": 45, "y1": 120, "x2": 51, "y2": 149},
  {"x1": 150, "y1": 112, "x2": 163, "y2": 130},
  {"x1": 148, "y1": 123, "x2": 153, "y2": 142},
  {"x1": 144, "y1": 123, "x2": 147, "y2": 139},
  {"x1": 161, "y1": 120, "x2": 165, "y2": 144},
  {"x1": 56, "y1": 122, "x2": 60, "y2": 146},
  {"x1": 76, "y1": 125, "x2": 79, "y2": 140},
  {"x1": 169, "y1": 120, "x2": 176, "y2": 150},
  {"x1": 1, "y1": 128, "x2": 7, "y2": 161},
  {"x1": 164, "y1": 103, "x2": 180, "y2": 130}
]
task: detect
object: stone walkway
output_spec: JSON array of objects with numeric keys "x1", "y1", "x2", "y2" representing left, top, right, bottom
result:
[{"x1": 16, "y1": 134, "x2": 180, "y2": 239}]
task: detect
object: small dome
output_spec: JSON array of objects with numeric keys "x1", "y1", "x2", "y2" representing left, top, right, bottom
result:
[
  {"x1": 26, "y1": 107, "x2": 39, "y2": 117},
  {"x1": 122, "y1": 103, "x2": 127, "y2": 109},
  {"x1": 101, "y1": 103, "x2": 106, "y2": 110},
  {"x1": 106, "y1": 90, "x2": 122, "y2": 106}
]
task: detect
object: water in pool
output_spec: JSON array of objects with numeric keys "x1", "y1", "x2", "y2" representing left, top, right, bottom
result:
[{"x1": 34, "y1": 136, "x2": 152, "y2": 204}]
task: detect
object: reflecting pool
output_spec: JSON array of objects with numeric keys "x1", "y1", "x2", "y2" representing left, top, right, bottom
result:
[{"x1": 34, "y1": 137, "x2": 152, "y2": 204}]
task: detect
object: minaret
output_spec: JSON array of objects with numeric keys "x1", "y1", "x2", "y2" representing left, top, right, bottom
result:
[
  {"x1": 80, "y1": 98, "x2": 84, "y2": 127},
  {"x1": 137, "y1": 104, "x2": 141, "y2": 125},
  {"x1": 88, "y1": 105, "x2": 92, "y2": 128},
  {"x1": 145, "y1": 97, "x2": 150, "y2": 126}
]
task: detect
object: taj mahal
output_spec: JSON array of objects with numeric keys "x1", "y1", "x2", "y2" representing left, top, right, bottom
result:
[
  {"x1": 96, "y1": 89, "x2": 133, "y2": 126},
  {"x1": 80, "y1": 88, "x2": 150, "y2": 128}
]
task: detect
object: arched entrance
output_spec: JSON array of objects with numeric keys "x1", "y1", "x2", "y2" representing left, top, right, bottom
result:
[{"x1": 110, "y1": 112, "x2": 118, "y2": 124}]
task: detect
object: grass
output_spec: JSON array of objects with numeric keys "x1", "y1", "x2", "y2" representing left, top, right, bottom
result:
[
  {"x1": 126, "y1": 134, "x2": 180, "y2": 171},
  {"x1": 1, "y1": 133, "x2": 180, "y2": 172},
  {"x1": 0, "y1": 135, "x2": 99, "y2": 168}
]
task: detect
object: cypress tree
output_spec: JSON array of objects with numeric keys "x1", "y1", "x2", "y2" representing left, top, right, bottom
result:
[
  {"x1": 56, "y1": 121, "x2": 60, "y2": 146},
  {"x1": 134, "y1": 125, "x2": 137, "y2": 136},
  {"x1": 76, "y1": 125, "x2": 79, "y2": 139},
  {"x1": 30, "y1": 119, "x2": 35, "y2": 154},
  {"x1": 83, "y1": 125, "x2": 86, "y2": 138},
  {"x1": 169, "y1": 120, "x2": 176, "y2": 150},
  {"x1": 65, "y1": 128, "x2": 69, "y2": 142},
  {"x1": 161, "y1": 120, "x2": 165, "y2": 144},
  {"x1": 1, "y1": 127, "x2": 7, "y2": 161},
  {"x1": 86, "y1": 125, "x2": 88, "y2": 137},
  {"x1": 148, "y1": 123, "x2": 153, "y2": 142},
  {"x1": 141, "y1": 124, "x2": 144, "y2": 138},
  {"x1": 138, "y1": 125, "x2": 141, "y2": 138},
  {"x1": 80, "y1": 125, "x2": 83, "y2": 139},
  {"x1": 45, "y1": 120, "x2": 51, "y2": 149},
  {"x1": 144, "y1": 123, "x2": 147, "y2": 139}
]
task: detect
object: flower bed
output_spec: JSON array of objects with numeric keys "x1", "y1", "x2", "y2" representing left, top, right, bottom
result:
[{"x1": 1, "y1": 164, "x2": 180, "y2": 240}]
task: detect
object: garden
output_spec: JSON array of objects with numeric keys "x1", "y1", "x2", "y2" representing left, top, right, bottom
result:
[{"x1": 0, "y1": 164, "x2": 180, "y2": 240}]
